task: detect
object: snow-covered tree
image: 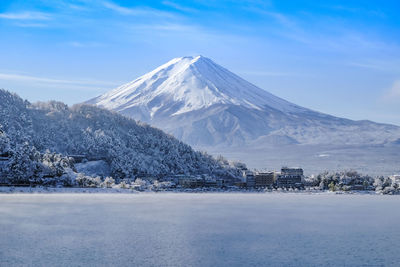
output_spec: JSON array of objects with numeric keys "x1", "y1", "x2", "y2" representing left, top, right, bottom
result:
[
  {"x1": 75, "y1": 173, "x2": 101, "y2": 187},
  {"x1": 100, "y1": 177, "x2": 115, "y2": 188},
  {"x1": 0, "y1": 89, "x2": 244, "y2": 185},
  {"x1": 0, "y1": 125, "x2": 10, "y2": 155},
  {"x1": 6, "y1": 142, "x2": 41, "y2": 184}
]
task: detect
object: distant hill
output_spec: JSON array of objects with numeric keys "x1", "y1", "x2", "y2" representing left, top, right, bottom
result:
[{"x1": 0, "y1": 89, "x2": 242, "y2": 183}]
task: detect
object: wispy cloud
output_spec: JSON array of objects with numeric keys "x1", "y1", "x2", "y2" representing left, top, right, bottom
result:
[
  {"x1": 0, "y1": 73, "x2": 118, "y2": 88},
  {"x1": 162, "y1": 1, "x2": 197, "y2": 13},
  {"x1": 244, "y1": 6, "x2": 296, "y2": 29},
  {"x1": 67, "y1": 41, "x2": 106, "y2": 48},
  {"x1": 13, "y1": 22, "x2": 48, "y2": 28},
  {"x1": 348, "y1": 62, "x2": 382, "y2": 70},
  {"x1": 102, "y1": 1, "x2": 175, "y2": 18},
  {"x1": 129, "y1": 23, "x2": 198, "y2": 32},
  {"x1": 0, "y1": 11, "x2": 51, "y2": 20},
  {"x1": 328, "y1": 5, "x2": 386, "y2": 18},
  {"x1": 66, "y1": 3, "x2": 90, "y2": 11},
  {"x1": 262, "y1": 11, "x2": 296, "y2": 28},
  {"x1": 347, "y1": 59, "x2": 400, "y2": 73},
  {"x1": 126, "y1": 22, "x2": 246, "y2": 46},
  {"x1": 102, "y1": 1, "x2": 133, "y2": 15},
  {"x1": 239, "y1": 70, "x2": 297, "y2": 77}
]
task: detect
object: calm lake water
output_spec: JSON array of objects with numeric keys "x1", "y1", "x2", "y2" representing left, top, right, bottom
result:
[{"x1": 0, "y1": 193, "x2": 399, "y2": 266}]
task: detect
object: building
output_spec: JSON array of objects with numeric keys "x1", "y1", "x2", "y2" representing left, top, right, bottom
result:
[
  {"x1": 276, "y1": 167, "x2": 304, "y2": 187},
  {"x1": 204, "y1": 178, "x2": 217, "y2": 187},
  {"x1": 281, "y1": 167, "x2": 303, "y2": 177},
  {"x1": 240, "y1": 170, "x2": 248, "y2": 183},
  {"x1": 163, "y1": 174, "x2": 196, "y2": 185},
  {"x1": 245, "y1": 171, "x2": 255, "y2": 187},
  {"x1": 178, "y1": 176, "x2": 204, "y2": 188},
  {"x1": 254, "y1": 172, "x2": 275, "y2": 188},
  {"x1": 234, "y1": 181, "x2": 246, "y2": 188}
]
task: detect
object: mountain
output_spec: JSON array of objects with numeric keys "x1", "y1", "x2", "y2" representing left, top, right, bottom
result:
[
  {"x1": 0, "y1": 89, "x2": 242, "y2": 184},
  {"x1": 87, "y1": 56, "x2": 400, "y2": 174}
]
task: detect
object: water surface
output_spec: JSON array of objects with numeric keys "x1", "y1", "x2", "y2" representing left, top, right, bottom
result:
[{"x1": 0, "y1": 193, "x2": 399, "y2": 266}]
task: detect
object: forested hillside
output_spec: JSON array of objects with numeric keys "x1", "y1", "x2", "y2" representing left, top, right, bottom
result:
[{"x1": 0, "y1": 89, "x2": 242, "y2": 185}]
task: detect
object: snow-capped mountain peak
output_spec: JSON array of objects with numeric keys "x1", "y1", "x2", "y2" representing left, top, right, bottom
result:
[
  {"x1": 87, "y1": 55, "x2": 400, "y2": 154},
  {"x1": 88, "y1": 55, "x2": 305, "y2": 118}
]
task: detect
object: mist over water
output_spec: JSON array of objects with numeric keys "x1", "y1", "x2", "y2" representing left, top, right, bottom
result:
[{"x1": 1, "y1": 193, "x2": 399, "y2": 266}]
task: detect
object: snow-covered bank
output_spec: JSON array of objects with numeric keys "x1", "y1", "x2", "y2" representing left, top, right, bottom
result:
[
  {"x1": 0, "y1": 186, "x2": 139, "y2": 194},
  {"x1": 0, "y1": 186, "x2": 384, "y2": 195}
]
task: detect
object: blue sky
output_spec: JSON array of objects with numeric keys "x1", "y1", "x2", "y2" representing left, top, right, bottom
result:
[{"x1": 1, "y1": 0, "x2": 399, "y2": 125}]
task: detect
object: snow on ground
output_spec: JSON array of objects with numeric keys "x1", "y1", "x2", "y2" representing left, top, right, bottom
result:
[
  {"x1": 0, "y1": 186, "x2": 137, "y2": 194},
  {"x1": 0, "y1": 186, "x2": 378, "y2": 195}
]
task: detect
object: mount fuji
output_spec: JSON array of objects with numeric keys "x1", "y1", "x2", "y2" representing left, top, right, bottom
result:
[{"x1": 87, "y1": 56, "x2": 400, "y2": 174}]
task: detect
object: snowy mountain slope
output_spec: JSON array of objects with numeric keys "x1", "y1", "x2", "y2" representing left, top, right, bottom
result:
[
  {"x1": 87, "y1": 55, "x2": 400, "y2": 149},
  {"x1": 0, "y1": 89, "x2": 243, "y2": 181},
  {"x1": 87, "y1": 56, "x2": 309, "y2": 118}
]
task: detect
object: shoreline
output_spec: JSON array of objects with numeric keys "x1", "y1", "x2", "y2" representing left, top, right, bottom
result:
[{"x1": 0, "y1": 186, "x2": 385, "y2": 195}]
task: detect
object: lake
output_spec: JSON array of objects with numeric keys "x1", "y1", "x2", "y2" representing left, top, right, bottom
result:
[{"x1": 0, "y1": 193, "x2": 399, "y2": 266}]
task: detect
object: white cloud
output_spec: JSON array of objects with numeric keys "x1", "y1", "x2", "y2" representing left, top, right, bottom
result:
[
  {"x1": 162, "y1": 1, "x2": 196, "y2": 13},
  {"x1": 102, "y1": 1, "x2": 175, "y2": 18},
  {"x1": 243, "y1": 6, "x2": 296, "y2": 29},
  {"x1": 13, "y1": 22, "x2": 48, "y2": 28},
  {"x1": 347, "y1": 60, "x2": 400, "y2": 73},
  {"x1": 129, "y1": 23, "x2": 198, "y2": 32},
  {"x1": 102, "y1": 1, "x2": 133, "y2": 15},
  {"x1": 348, "y1": 62, "x2": 383, "y2": 70},
  {"x1": 0, "y1": 73, "x2": 118, "y2": 88},
  {"x1": 328, "y1": 5, "x2": 386, "y2": 18},
  {"x1": 67, "y1": 41, "x2": 106, "y2": 48},
  {"x1": 262, "y1": 11, "x2": 295, "y2": 28},
  {"x1": 0, "y1": 11, "x2": 51, "y2": 20},
  {"x1": 239, "y1": 71, "x2": 295, "y2": 77}
]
